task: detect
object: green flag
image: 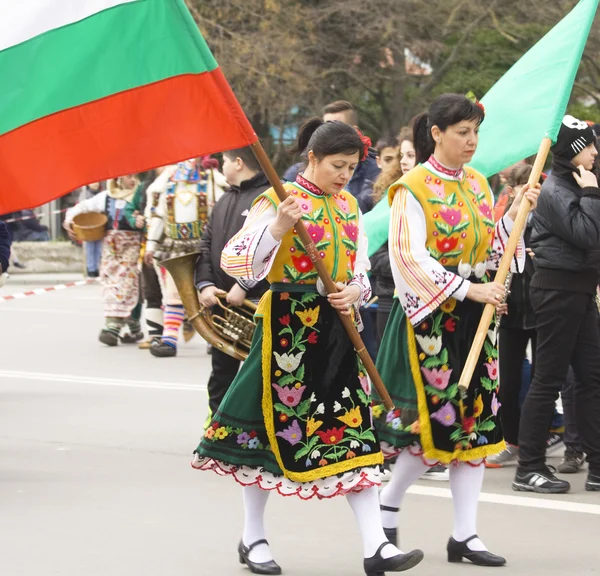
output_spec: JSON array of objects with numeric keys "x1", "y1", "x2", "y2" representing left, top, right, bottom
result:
[
  {"x1": 365, "y1": 0, "x2": 599, "y2": 257},
  {"x1": 471, "y1": 0, "x2": 599, "y2": 176}
]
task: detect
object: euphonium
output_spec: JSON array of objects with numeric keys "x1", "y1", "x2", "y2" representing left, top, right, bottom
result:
[{"x1": 159, "y1": 252, "x2": 257, "y2": 361}]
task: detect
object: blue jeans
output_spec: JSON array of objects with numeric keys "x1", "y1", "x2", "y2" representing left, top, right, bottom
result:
[{"x1": 85, "y1": 240, "x2": 103, "y2": 273}]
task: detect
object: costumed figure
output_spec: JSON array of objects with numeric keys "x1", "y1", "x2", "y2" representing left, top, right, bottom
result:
[
  {"x1": 64, "y1": 175, "x2": 145, "y2": 346},
  {"x1": 145, "y1": 158, "x2": 226, "y2": 357},
  {"x1": 192, "y1": 120, "x2": 423, "y2": 576},
  {"x1": 373, "y1": 94, "x2": 539, "y2": 567},
  {"x1": 126, "y1": 169, "x2": 165, "y2": 349}
]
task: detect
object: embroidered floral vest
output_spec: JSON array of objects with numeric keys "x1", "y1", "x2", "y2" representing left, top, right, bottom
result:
[
  {"x1": 257, "y1": 183, "x2": 360, "y2": 284},
  {"x1": 389, "y1": 164, "x2": 494, "y2": 267}
]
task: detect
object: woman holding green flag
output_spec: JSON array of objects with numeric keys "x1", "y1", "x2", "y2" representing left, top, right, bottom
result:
[{"x1": 373, "y1": 93, "x2": 539, "y2": 567}]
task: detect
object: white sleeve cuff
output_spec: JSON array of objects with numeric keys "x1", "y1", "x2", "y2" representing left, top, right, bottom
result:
[{"x1": 452, "y1": 279, "x2": 471, "y2": 302}]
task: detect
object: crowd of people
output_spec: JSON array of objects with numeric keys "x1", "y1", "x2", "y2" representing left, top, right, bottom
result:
[{"x1": 3, "y1": 94, "x2": 600, "y2": 574}]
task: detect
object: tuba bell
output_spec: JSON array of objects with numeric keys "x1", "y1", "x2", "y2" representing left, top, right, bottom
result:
[{"x1": 159, "y1": 252, "x2": 257, "y2": 361}]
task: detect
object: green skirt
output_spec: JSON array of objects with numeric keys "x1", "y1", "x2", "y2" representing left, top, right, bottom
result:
[
  {"x1": 193, "y1": 289, "x2": 385, "y2": 499},
  {"x1": 372, "y1": 298, "x2": 505, "y2": 464}
]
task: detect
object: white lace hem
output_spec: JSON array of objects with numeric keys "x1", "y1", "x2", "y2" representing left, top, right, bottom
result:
[
  {"x1": 381, "y1": 442, "x2": 484, "y2": 467},
  {"x1": 191, "y1": 455, "x2": 384, "y2": 500}
]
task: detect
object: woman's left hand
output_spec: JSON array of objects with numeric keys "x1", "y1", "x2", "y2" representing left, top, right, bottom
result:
[
  {"x1": 507, "y1": 182, "x2": 541, "y2": 220},
  {"x1": 327, "y1": 282, "x2": 361, "y2": 316}
]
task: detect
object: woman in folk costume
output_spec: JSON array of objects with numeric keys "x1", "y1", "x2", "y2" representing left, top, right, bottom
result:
[
  {"x1": 373, "y1": 94, "x2": 539, "y2": 566},
  {"x1": 64, "y1": 175, "x2": 145, "y2": 346},
  {"x1": 193, "y1": 120, "x2": 424, "y2": 575}
]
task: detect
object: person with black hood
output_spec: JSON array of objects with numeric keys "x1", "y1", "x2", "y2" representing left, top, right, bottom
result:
[
  {"x1": 194, "y1": 146, "x2": 270, "y2": 417},
  {"x1": 514, "y1": 115, "x2": 600, "y2": 494}
]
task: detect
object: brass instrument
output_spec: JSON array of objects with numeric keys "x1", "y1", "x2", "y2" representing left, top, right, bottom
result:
[{"x1": 159, "y1": 252, "x2": 257, "y2": 361}]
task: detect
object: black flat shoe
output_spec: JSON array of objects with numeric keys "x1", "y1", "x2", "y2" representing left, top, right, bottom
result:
[
  {"x1": 447, "y1": 536, "x2": 506, "y2": 566},
  {"x1": 364, "y1": 542, "x2": 424, "y2": 575},
  {"x1": 149, "y1": 341, "x2": 177, "y2": 357},
  {"x1": 98, "y1": 329, "x2": 119, "y2": 347},
  {"x1": 380, "y1": 504, "x2": 399, "y2": 547},
  {"x1": 238, "y1": 539, "x2": 282, "y2": 575}
]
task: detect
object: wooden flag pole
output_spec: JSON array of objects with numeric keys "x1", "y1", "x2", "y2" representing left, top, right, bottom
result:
[
  {"x1": 250, "y1": 141, "x2": 395, "y2": 410},
  {"x1": 458, "y1": 137, "x2": 552, "y2": 395}
]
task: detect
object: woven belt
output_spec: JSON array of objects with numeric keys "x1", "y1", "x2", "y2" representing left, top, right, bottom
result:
[{"x1": 165, "y1": 221, "x2": 204, "y2": 240}]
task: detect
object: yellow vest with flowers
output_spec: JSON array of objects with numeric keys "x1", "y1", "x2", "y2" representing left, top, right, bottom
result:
[
  {"x1": 257, "y1": 182, "x2": 360, "y2": 284},
  {"x1": 389, "y1": 164, "x2": 494, "y2": 267}
]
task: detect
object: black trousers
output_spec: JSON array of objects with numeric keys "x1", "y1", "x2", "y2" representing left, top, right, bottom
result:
[
  {"x1": 207, "y1": 347, "x2": 241, "y2": 416},
  {"x1": 562, "y1": 367, "x2": 583, "y2": 451},
  {"x1": 518, "y1": 288, "x2": 600, "y2": 474},
  {"x1": 142, "y1": 261, "x2": 162, "y2": 309},
  {"x1": 498, "y1": 327, "x2": 536, "y2": 446}
]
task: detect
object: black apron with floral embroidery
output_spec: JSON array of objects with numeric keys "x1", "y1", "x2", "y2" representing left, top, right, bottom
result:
[{"x1": 195, "y1": 287, "x2": 383, "y2": 482}]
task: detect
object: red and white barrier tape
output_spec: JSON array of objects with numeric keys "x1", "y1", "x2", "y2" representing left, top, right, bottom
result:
[
  {"x1": 0, "y1": 278, "x2": 98, "y2": 303},
  {"x1": 1, "y1": 208, "x2": 69, "y2": 224}
]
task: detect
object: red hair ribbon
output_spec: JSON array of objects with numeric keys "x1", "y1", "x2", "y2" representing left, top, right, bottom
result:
[
  {"x1": 355, "y1": 129, "x2": 372, "y2": 162},
  {"x1": 475, "y1": 101, "x2": 485, "y2": 115}
]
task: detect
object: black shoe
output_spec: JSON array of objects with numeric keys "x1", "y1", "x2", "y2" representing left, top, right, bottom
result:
[
  {"x1": 149, "y1": 341, "x2": 177, "y2": 357},
  {"x1": 557, "y1": 447, "x2": 586, "y2": 474},
  {"x1": 99, "y1": 329, "x2": 119, "y2": 347},
  {"x1": 87, "y1": 270, "x2": 99, "y2": 278},
  {"x1": 585, "y1": 472, "x2": 600, "y2": 491},
  {"x1": 364, "y1": 543, "x2": 423, "y2": 575},
  {"x1": 238, "y1": 539, "x2": 282, "y2": 575},
  {"x1": 120, "y1": 331, "x2": 144, "y2": 344},
  {"x1": 513, "y1": 467, "x2": 570, "y2": 494},
  {"x1": 447, "y1": 536, "x2": 506, "y2": 567},
  {"x1": 380, "y1": 504, "x2": 399, "y2": 547},
  {"x1": 546, "y1": 432, "x2": 564, "y2": 455}
]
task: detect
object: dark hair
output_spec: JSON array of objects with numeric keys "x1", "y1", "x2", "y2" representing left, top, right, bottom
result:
[
  {"x1": 375, "y1": 135, "x2": 399, "y2": 155},
  {"x1": 506, "y1": 164, "x2": 532, "y2": 188},
  {"x1": 290, "y1": 117, "x2": 363, "y2": 161},
  {"x1": 413, "y1": 94, "x2": 485, "y2": 164},
  {"x1": 223, "y1": 146, "x2": 261, "y2": 173},
  {"x1": 322, "y1": 100, "x2": 358, "y2": 125}
]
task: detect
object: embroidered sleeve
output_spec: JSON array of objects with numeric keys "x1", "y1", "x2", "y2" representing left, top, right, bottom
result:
[
  {"x1": 221, "y1": 197, "x2": 281, "y2": 280},
  {"x1": 488, "y1": 212, "x2": 525, "y2": 273},
  {"x1": 390, "y1": 187, "x2": 469, "y2": 326},
  {"x1": 349, "y1": 210, "x2": 372, "y2": 306}
]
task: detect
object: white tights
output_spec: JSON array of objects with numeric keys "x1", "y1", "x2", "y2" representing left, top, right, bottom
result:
[
  {"x1": 242, "y1": 484, "x2": 407, "y2": 563},
  {"x1": 379, "y1": 451, "x2": 487, "y2": 552}
]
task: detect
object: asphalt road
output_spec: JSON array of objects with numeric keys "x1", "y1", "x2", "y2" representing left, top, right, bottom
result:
[{"x1": 1, "y1": 275, "x2": 599, "y2": 576}]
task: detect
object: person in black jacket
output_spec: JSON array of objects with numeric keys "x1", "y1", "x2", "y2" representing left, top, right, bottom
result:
[
  {"x1": 0, "y1": 220, "x2": 10, "y2": 285},
  {"x1": 514, "y1": 115, "x2": 600, "y2": 494},
  {"x1": 194, "y1": 147, "x2": 270, "y2": 416}
]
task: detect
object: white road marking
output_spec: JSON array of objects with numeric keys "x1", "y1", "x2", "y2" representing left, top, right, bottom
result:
[
  {"x1": 2, "y1": 370, "x2": 598, "y2": 515},
  {"x1": 408, "y1": 484, "x2": 600, "y2": 515},
  {"x1": 0, "y1": 370, "x2": 206, "y2": 392},
  {"x1": 0, "y1": 308, "x2": 77, "y2": 313}
]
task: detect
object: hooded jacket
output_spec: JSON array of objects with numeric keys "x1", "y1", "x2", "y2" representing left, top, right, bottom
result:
[
  {"x1": 529, "y1": 158, "x2": 600, "y2": 294},
  {"x1": 194, "y1": 172, "x2": 270, "y2": 299}
]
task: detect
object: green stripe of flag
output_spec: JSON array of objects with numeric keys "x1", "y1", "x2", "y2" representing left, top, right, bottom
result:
[{"x1": 0, "y1": 0, "x2": 217, "y2": 137}]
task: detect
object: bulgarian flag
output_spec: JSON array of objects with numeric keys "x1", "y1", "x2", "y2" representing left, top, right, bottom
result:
[
  {"x1": 364, "y1": 0, "x2": 599, "y2": 258},
  {"x1": 0, "y1": 0, "x2": 257, "y2": 214}
]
